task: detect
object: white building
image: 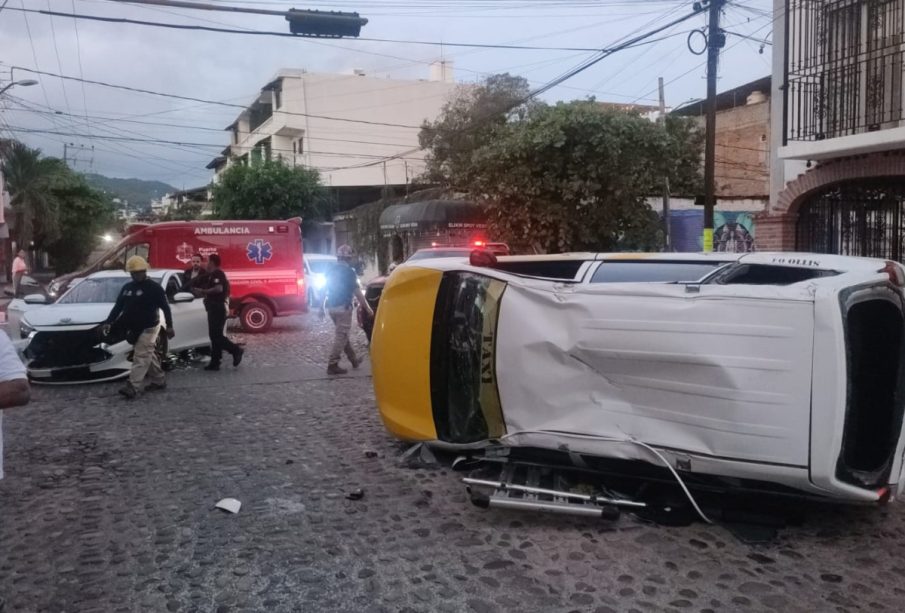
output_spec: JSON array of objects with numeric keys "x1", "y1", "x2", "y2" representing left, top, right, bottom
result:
[
  {"x1": 763, "y1": 0, "x2": 905, "y2": 258},
  {"x1": 208, "y1": 63, "x2": 459, "y2": 210}
]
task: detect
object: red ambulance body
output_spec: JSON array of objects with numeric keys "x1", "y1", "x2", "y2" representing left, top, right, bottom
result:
[{"x1": 48, "y1": 218, "x2": 306, "y2": 332}]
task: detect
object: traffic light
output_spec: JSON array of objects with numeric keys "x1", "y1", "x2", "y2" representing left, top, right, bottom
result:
[{"x1": 286, "y1": 9, "x2": 368, "y2": 38}]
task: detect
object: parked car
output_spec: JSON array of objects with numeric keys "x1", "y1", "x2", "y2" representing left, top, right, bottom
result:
[
  {"x1": 304, "y1": 254, "x2": 337, "y2": 309},
  {"x1": 47, "y1": 218, "x2": 307, "y2": 332},
  {"x1": 17, "y1": 269, "x2": 211, "y2": 384},
  {"x1": 358, "y1": 251, "x2": 739, "y2": 342},
  {"x1": 371, "y1": 251, "x2": 905, "y2": 505}
]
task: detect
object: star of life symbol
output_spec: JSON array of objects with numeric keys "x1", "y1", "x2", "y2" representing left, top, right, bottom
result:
[
  {"x1": 246, "y1": 240, "x2": 273, "y2": 265},
  {"x1": 176, "y1": 242, "x2": 194, "y2": 264}
]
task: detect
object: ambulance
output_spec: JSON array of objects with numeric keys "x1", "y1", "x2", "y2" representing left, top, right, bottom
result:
[{"x1": 48, "y1": 218, "x2": 306, "y2": 332}]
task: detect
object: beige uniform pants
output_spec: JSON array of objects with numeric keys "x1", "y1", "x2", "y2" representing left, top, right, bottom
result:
[
  {"x1": 328, "y1": 307, "x2": 357, "y2": 365},
  {"x1": 130, "y1": 326, "x2": 165, "y2": 389}
]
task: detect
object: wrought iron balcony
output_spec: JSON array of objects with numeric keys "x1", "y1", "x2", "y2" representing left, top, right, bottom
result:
[{"x1": 784, "y1": 0, "x2": 905, "y2": 144}]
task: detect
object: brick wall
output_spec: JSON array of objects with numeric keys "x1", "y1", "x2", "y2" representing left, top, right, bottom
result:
[{"x1": 758, "y1": 150, "x2": 905, "y2": 252}]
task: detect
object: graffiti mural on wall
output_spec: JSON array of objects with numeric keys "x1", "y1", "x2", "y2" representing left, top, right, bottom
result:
[{"x1": 668, "y1": 210, "x2": 757, "y2": 253}]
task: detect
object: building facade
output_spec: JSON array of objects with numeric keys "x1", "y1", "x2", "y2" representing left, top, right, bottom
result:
[
  {"x1": 665, "y1": 77, "x2": 771, "y2": 252},
  {"x1": 209, "y1": 64, "x2": 459, "y2": 211},
  {"x1": 762, "y1": 0, "x2": 905, "y2": 259}
]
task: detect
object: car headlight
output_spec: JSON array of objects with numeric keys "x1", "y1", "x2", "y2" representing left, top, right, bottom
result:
[
  {"x1": 313, "y1": 273, "x2": 327, "y2": 290},
  {"x1": 19, "y1": 321, "x2": 35, "y2": 339},
  {"x1": 48, "y1": 281, "x2": 60, "y2": 297}
]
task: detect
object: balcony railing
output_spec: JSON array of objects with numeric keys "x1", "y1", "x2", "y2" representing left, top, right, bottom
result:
[{"x1": 785, "y1": 0, "x2": 905, "y2": 144}]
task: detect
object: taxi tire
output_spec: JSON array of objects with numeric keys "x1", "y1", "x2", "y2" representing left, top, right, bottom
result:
[{"x1": 239, "y1": 301, "x2": 273, "y2": 333}]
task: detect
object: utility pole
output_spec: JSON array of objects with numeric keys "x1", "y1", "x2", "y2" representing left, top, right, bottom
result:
[
  {"x1": 63, "y1": 142, "x2": 94, "y2": 170},
  {"x1": 703, "y1": 0, "x2": 725, "y2": 253},
  {"x1": 658, "y1": 76, "x2": 671, "y2": 252}
]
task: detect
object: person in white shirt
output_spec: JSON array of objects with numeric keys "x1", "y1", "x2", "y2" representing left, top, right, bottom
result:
[
  {"x1": 11, "y1": 249, "x2": 28, "y2": 297},
  {"x1": 0, "y1": 330, "x2": 30, "y2": 480}
]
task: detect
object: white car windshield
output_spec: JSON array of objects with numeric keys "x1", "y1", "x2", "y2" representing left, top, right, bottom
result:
[
  {"x1": 57, "y1": 275, "x2": 163, "y2": 304},
  {"x1": 307, "y1": 260, "x2": 335, "y2": 273}
]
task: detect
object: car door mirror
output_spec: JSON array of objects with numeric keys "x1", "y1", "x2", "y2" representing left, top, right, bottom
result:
[
  {"x1": 23, "y1": 294, "x2": 47, "y2": 305},
  {"x1": 173, "y1": 292, "x2": 195, "y2": 304}
]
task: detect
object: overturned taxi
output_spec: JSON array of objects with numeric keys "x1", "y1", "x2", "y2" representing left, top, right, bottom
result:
[{"x1": 372, "y1": 252, "x2": 905, "y2": 504}]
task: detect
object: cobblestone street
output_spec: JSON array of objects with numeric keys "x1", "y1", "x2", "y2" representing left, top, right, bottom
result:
[{"x1": 2, "y1": 314, "x2": 905, "y2": 613}]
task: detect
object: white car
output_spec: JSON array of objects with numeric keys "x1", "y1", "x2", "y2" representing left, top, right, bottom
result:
[
  {"x1": 372, "y1": 251, "x2": 905, "y2": 505},
  {"x1": 304, "y1": 253, "x2": 337, "y2": 307},
  {"x1": 17, "y1": 269, "x2": 211, "y2": 384}
]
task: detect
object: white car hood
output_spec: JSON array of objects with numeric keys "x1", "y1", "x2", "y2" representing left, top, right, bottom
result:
[{"x1": 23, "y1": 303, "x2": 113, "y2": 328}]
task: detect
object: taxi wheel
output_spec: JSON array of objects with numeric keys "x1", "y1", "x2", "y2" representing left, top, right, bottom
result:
[{"x1": 240, "y1": 302, "x2": 273, "y2": 333}]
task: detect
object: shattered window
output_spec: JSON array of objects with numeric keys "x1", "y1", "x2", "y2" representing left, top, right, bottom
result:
[
  {"x1": 431, "y1": 272, "x2": 506, "y2": 444},
  {"x1": 704, "y1": 263, "x2": 839, "y2": 285}
]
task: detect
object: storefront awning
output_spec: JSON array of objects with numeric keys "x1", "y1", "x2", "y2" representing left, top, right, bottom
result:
[{"x1": 378, "y1": 199, "x2": 485, "y2": 234}]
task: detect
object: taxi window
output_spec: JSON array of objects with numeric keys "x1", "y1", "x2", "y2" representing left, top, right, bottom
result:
[
  {"x1": 704, "y1": 263, "x2": 839, "y2": 285},
  {"x1": 430, "y1": 272, "x2": 506, "y2": 444},
  {"x1": 591, "y1": 261, "x2": 725, "y2": 283}
]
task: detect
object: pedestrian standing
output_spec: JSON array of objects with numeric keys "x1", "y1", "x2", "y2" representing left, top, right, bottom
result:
[
  {"x1": 325, "y1": 245, "x2": 373, "y2": 375},
  {"x1": 195, "y1": 253, "x2": 243, "y2": 371},
  {"x1": 11, "y1": 249, "x2": 28, "y2": 297},
  {"x1": 182, "y1": 253, "x2": 208, "y2": 292},
  {"x1": 102, "y1": 256, "x2": 175, "y2": 399},
  {"x1": 0, "y1": 329, "x2": 30, "y2": 481}
]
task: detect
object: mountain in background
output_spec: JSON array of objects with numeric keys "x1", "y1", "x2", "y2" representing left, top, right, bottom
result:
[{"x1": 83, "y1": 173, "x2": 176, "y2": 210}]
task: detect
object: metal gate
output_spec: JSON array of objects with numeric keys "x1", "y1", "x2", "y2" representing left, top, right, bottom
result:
[{"x1": 796, "y1": 179, "x2": 905, "y2": 261}]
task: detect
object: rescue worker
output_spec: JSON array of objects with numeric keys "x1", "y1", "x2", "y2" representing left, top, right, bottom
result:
[
  {"x1": 325, "y1": 245, "x2": 372, "y2": 375},
  {"x1": 194, "y1": 253, "x2": 243, "y2": 371},
  {"x1": 103, "y1": 256, "x2": 175, "y2": 399},
  {"x1": 182, "y1": 253, "x2": 208, "y2": 292}
]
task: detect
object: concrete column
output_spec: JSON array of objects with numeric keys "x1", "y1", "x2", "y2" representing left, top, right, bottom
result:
[{"x1": 769, "y1": 0, "x2": 788, "y2": 213}]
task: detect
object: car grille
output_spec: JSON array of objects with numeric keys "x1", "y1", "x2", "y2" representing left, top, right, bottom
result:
[{"x1": 25, "y1": 328, "x2": 111, "y2": 369}]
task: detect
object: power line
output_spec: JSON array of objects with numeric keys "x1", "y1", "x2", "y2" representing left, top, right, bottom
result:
[
  {"x1": 11, "y1": 5, "x2": 609, "y2": 51},
  {"x1": 1, "y1": 125, "x2": 427, "y2": 160},
  {"x1": 45, "y1": 0, "x2": 76, "y2": 123},
  {"x1": 70, "y1": 0, "x2": 96, "y2": 142},
  {"x1": 527, "y1": 3, "x2": 706, "y2": 99},
  {"x1": 4, "y1": 64, "x2": 424, "y2": 129}
]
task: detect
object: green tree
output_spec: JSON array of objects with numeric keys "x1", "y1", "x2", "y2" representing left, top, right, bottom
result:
[
  {"x1": 1, "y1": 141, "x2": 113, "y2": 272},
  {"x1": 211, "y1": 160, "x2": 326, "y2": 221},
  {"x1": 162, "y1": 201, "x2": 204, "y2": 221},
  {"x1": 1, "y1": 141, "x2": 67, "y2": 247},
  {"x1": 419, "y1": 73, "x2": 534, "y2": 189},
  {"x1": 45, "y1": 176, "x2": 114, "y2": 274},
  {"x1": 468, "y1": 102, "x2": 703, "y2": 253}
]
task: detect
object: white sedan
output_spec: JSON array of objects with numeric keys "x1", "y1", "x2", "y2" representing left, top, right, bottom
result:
[{"x1": 15, "y1": 269, "x2": 211, "y2": 384}]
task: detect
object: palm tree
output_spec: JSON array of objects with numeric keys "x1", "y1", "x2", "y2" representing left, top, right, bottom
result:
[{"x1": 1, "y1": 141, "x2": 65, "y2": 248}]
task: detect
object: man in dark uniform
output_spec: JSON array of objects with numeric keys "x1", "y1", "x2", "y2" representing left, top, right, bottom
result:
[
  {"x1": 103, "y1": 255, "x2": 175, "y2": 399},
  {"x1": 183, "y1": 253, "x2": 208, "y2": 293},
  {"x1": 325, "y1": 245, "x2": 372, "y2": 375},
  {"x1": 194, "y1": 253, "x2": 243, "y2": 371}
]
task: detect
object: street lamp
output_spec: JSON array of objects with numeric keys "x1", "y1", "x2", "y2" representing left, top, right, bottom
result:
[{"x1": 0, "y1": 79, "x2": 38, "y2": 97}]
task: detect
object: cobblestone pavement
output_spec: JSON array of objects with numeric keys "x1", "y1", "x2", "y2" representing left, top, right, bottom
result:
[{"x1": 2, "y1": 314, "x2": 905, "y2": 613}]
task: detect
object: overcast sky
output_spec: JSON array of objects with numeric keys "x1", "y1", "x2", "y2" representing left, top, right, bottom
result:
[{"x1": 0, "y1": 0, "x2": 774, "y2": 188}]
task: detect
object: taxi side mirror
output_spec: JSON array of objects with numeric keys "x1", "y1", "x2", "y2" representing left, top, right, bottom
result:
[{"x1": 172, "y1": 292, "x2": 195, "y2": 304}]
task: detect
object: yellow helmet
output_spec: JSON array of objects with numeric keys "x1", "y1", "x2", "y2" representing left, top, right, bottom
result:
[{"x1": 125, "y1": 255, "x2": 149, "y2": 272}]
